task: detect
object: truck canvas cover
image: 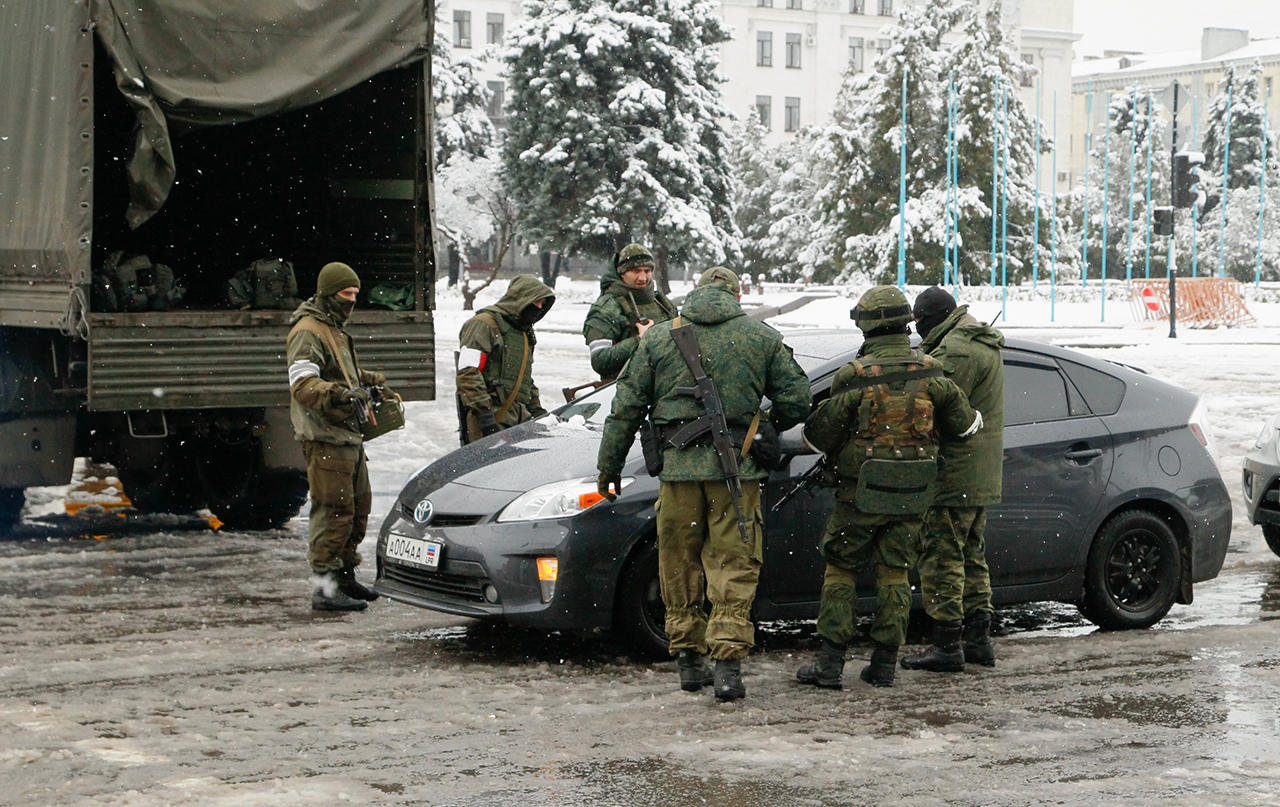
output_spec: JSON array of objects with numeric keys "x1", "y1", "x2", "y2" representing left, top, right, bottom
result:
[{"x1": 0, "y1": 0, "x2": 429, "y2": 286}]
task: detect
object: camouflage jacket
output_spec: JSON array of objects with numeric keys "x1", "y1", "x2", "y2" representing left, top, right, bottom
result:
[
  {"x1": 597, "y1": 282, "x2": 811, "y2": 482},
  {"x1": 457, "y1": 275, "x2": 555, "y2": 429},
  {"x1": 582, "y1": 263, "x2": 677, "y2": 380},
  {"x1": 286, "y1": 298, "x2": 377, "y2": 445},
  {"x1": 919, "y1": 305, "x2": 1005, "y2": 506},
  {"x1": 804, "y1": 333, "x2": 979, "y2": 500}
]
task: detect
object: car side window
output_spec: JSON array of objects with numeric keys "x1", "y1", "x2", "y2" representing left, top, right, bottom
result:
[
  {"x1": 1058, "y1": 358, "x2": 1125, "y2": 416},
  {"x1": 1004, "y1": 358, "x2": 1075, "y2": 426}
]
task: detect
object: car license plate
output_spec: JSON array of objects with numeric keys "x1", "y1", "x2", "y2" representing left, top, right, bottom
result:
[{"x1": 385, "y1": 534, "x2": 441, "y2": 569}]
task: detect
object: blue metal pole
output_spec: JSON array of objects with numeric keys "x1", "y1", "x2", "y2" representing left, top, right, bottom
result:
[
  {"x1": 951, "y1": 80, "x2": 961, "y2": 291},
  {"x1": 944, "y1": 74, "x2": 954, "y2": 287},
  {"x1": 1219, "y1": 79, "x2": 1233, "y2": 278},
  {"x1": 1051, "y1": 91, "x2": 1059, "y2": 321},
  {"x1": 1125, "y1": 85, "x2": 1138, "y2": 283},
  {"x1": 1082, "y1": 82, "x2": 1093, "y2": 286},
  {"x1": 897, "y1": 67, "x2": 908, "y2": 287},
  {"x1": 1101, "y1": 93, "x2": 1112, "y2": 321},
  {"x1": 1192, "y1": 91, "x2": 1201, "y2": 275},
  {"x1": 1144, "y1": 92, "x2": 1155, "y2": 278},
  {"x1": 991, "y1": 77, "x2": 1001, "y2": 286},
  {"x1": 1032, "y1": 77, "x2": 1042, "y2": 288},
  {"x1": 1257, "y1": 90, "x2": 1270, "y2": 288},
  {"x1": 1000, "y1": 87, "x2": 1009, "y2": 319}
]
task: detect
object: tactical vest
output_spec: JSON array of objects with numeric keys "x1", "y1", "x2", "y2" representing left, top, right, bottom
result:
[{"x1": 845, "y1": 354, "x2": 942, "y2": 515}]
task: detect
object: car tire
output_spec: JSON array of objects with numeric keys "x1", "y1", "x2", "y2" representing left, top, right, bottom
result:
[
  {"x1": 119, "y1": 448, "x2": 203, "y2": 516},
  {"x1": 1080, "y1": 510, "x2": 1180, "y2": 630},
  {"x1": 1263, "y1": 525, "x2": 1280, "y2": 558},
  {"x1": 0, "y1": 487, "x2": 24, "y2": 530},
  {"x1": 614, "y1": 539, "x2": 669, "y2": 660}
]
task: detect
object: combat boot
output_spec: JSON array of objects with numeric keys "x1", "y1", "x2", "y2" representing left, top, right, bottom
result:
[
  {"x1": 676, "y1": 649, "x2": 714, "y2": 692},
  {"x1": 963, "y1": 610, "x2": 996, "y2": 667},
  {"x1": 311, "y1": 572, "x2": 368, "y2": 612},
  {"x1": 336, "y1": 567, "x2": 380, "y2": 601},
  {"x1": 713, "y1": 659, "x2": 746, "y2": 701},
  {"x1": 795, "y1": 638, "x2": 846, "y2": 689},
  {"x1": 900, "y1": 619, "x2": 964, "y2": 672},
  {"x1": 859, "y1": 644, "x2": 897, "y2": 687}
]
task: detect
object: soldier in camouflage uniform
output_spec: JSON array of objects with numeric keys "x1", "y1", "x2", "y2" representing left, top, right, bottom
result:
[
  {"x1": 795, "y1": 286, "x2": 982, "y2": 689},
  {"x1": 286, "y1": 261, "x2": 385, "y2": 611},
  {"x1": 582, "y1": 243, "x2": 677, "y2": 381},
  {"x1": 597, "y1": 267, "x2": 810, "y2": 701},
  {"x1": 457, "y1": 275, "x2": 556, "y2": 443},
  {"x1": 900, "y1": 286, "x2": 1005, "y2": 671}
]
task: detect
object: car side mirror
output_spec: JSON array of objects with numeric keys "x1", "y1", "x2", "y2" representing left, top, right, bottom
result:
[{"x1": 778, "y1": 422, "x2": 815, "y2": 456}]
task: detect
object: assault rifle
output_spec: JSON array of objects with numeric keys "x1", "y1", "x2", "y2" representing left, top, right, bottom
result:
[
  {"x1": 771, "y1": 455, "x2": 836, "y2": 512},
  {"x1": 668, "y1": 324, "x2": 752, "y2": 544}
]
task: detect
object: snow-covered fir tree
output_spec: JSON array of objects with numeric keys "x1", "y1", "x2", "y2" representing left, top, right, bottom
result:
[
  {"x1": 433, "y1": 25, "x2": 495, "y2": 169},
  {"x1": 763, "y1": 128, "x2": 825, "y2": 283},
  {"x1": 1200, "y1": 64, "x2": 1270, "y2": 214},
  {"x1": 728, "y1": 113, "x2": 777, "y2": 281},
  {"x1": 501, "y1": 0, "x2": 739, "y2": 291}
]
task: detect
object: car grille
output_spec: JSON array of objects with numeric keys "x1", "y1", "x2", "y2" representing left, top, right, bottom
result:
[
  {"x1": 383, "y1": 559, "x2": 489, "y2": 602},
  {"x1": 398, "y1": 502, "x2": 485, "y2": 527}
]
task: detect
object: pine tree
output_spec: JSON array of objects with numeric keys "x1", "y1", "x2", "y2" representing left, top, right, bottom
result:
[
  {"x1": 728, "y1": 114, "x2": 778, "y2": 280},
  {"x1": 1201, "y1": 63, "x2": 1270, "y2": 214},
  {"x1": 432, "y1": 26, "x2": 495, "y2": 169},
  {"x1": 501, "y1": 0, "x2": 739, "y2": 291}
]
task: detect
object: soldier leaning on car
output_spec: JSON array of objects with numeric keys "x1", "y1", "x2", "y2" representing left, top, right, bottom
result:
[
  {"x1": 286, "y1": 261, "x2": 385, "y2": 612},
  {"x1": 795, "y1": 285, "x2": 982, "y2": 690},
  {"x1": 582, "y1": 242, "x2": 677, "y2": 382},
  {"x1": 899, "y1": 286, "x2": 1005, "y2": 672},
  {"x1": 456, "y1": 274, "x2": 556, "y2": 443},
  {"x1": 596, "y1": 267, "x2": 810, "y2": 701}
]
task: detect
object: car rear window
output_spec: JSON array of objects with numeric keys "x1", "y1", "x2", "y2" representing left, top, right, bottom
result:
[{"x1": 1058, "y1": 358, "x2": 1126, "y2": 416}]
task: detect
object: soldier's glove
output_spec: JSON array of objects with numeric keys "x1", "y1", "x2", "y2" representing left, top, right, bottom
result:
[
  {"x1": 334, "y1": 386, "x2": 371, "y2": 409},
  {"x1": 477, "y1": 410, "x2": 502, "y2": 436},
  {"x1": 749, "y1": 420, "x2": 786, "y2": 471},
  {"x1": 597, "y1": 471, "x2": 623, "y2": 502}
]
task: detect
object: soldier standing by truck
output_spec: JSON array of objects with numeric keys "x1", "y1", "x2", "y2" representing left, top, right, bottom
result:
[
  {"x1": 794, "y1": 286, "x2": 981, "y2": 689},
  {"x1": 582, "y1": 243, "x2": 677, "y2": 381},
  {"x1": 286, "y1": 262, "x2": 384, "y2": 612},
  {"x1": 596, "y1": 267, "x2": 810, "y2": 701},
  {"x1": 900, "y1": 286, "x2": 1005, "y2": 671}
]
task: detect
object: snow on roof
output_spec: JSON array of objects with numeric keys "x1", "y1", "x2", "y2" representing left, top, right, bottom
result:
[{"x1": 1073, "y1": 37, "x2": 1280, "y2": 81}]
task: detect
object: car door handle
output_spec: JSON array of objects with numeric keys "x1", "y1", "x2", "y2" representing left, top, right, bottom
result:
[{"x1": 1064, "y1": 448, "x2": 1103, "y2": 462}]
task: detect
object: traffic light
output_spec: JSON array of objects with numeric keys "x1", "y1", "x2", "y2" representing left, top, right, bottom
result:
[
  {"x1": 1152, "y1": 206, "x2": 1174, "y2": 236},
  {"x1": 1174, "y1": 151, "x2": 1206, "y2": 208}
]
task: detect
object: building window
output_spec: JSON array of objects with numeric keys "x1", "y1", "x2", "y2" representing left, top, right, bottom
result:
[
  {"x1": 756, "y1": 32, "x2": 773, "y2": 67},
  {"x1": 849, "y1": 36, "x2": 865, "y2": 72},
  {"x1": 1021, "y1": 53, "x2": 1035, "y2": 88},
  {"x1": 876, "y1": 38, "x2": 891, "y2": 58},
  {"x1": 453, "y1": 10, "x2": 471, "y2": 48},
  {"x1": 878, "y1": 0, "x2": 893, "y2": 15},
  {"x1": 1267, "y1": 77, "x2": 1274, "y2": 98},
  {"x1": 756, "y1": 95, "x2": 772, "y2": 130},
  {"x1": 850, "y1": 0, "x2": 865, "y2": 12},
  {"x1": 758, "y1": 0, "x2": 772, "y2": 6},
  {"x1": 785, "y1": 96, "x2": 800, "y2": 132},
  {"x1": 786, "y1": 33, "x2": 802, "y2": 69},
  {"x1": 787, "y1": 0, "x2": 803, "y2": 8},
  {"x1": 486, "y1": 81, "x2": 505, "y2": 123},
  {"x1": 486, "y1": 13, "x2": 504, "y2": 46}
]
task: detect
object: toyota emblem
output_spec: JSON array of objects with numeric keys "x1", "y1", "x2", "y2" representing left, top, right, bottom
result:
[{"x1": 413, "y1": 499, "x2": 434, "y2": 524}]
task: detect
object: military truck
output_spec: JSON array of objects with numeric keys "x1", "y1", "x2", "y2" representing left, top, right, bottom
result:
[{"x1": 0, "y1": 1, "x2": 437, "y2": 529}]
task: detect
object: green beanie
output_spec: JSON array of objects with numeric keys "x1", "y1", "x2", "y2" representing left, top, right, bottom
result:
[
  {"x1": 316, "y1": 261, "x2": 360, "y2": 296},
  {"x1": 697, "y1": 266, "x2": 740, "y2": 295}
]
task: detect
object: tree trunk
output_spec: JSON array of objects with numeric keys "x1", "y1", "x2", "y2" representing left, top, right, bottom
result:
[
  {"x1": 539, "y1": 250, "x2": 553, "y2": 286},
  {"x1": 447, "y1": 243, "x2": 460, "y2": 287},
  {"x1": 654, "y1": 244, "x2": 672, "y2": 295},
  {"x1": 550, "y1": 252, "x2": 566, "y2": 287}
]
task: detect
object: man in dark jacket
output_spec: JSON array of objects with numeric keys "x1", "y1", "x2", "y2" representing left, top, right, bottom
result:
[
  {"x1": 457, "y1": 274, "x2": 556, "y2": 443},
  {"x1": 597, "y1": 267, "x2": 810, "y2": 701},
  {"x1": 286, "y1": 261, "x2": 385, "y2": 611},
  {"x1": 582, "y1": 243, "x2": 677, "y2": 381},
  {"x1": 901, "y1": 286, "x2": 1005, "y2": 671}
]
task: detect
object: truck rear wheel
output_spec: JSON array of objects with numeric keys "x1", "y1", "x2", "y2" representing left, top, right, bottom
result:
[
  {"x1": 197, "y1": 446, "x2": 307, "y2": 531},
  {"x1": 119, "y1": 455, "x2": 202, "y2": 516}
]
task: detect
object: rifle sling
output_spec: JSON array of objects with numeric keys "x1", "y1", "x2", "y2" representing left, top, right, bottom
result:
[{"x1": 665, "y1": 320, "x2": 760, "y2": 459}]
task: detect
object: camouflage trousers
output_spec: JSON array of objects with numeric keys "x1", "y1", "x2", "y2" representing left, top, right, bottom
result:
[
  {"x1": 655, "y1": 480, "x2": 763, "y2": 661},
  {"x1": 302, "y1": 440, "x2": 371, "y2": 574},
  {"x1": 816, "y1": 498, "x2": 921, "y2": 649},
  {"x1": 918, "y1": 506, "x2": 993, "y2": 621}
]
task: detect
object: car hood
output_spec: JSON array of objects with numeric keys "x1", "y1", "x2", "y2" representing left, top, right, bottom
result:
[{"x1": 400, "y1": 416, "x2": 637, "y2": 504}]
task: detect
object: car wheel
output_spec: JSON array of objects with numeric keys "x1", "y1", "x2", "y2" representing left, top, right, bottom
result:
[
  {"x1": 1263, "y1": 525, "x2": 1280, "y2": 558},
  {"x1": 1080, "y1": 510, "x2": 1180, "y2": 630},
  {"x1": 0, "y1": 487, "x2": 24, "y2": 530},
  {"x1": 614, "y1": 539, "x2": 669, "y2": 660}
]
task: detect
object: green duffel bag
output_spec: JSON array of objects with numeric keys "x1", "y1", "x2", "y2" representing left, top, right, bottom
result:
[
  {"x1": 853, "y1": 458, "x2": 938, "y2": 515},
  {"x1": 361, "y1": 389, "x2": 405, "y2": 442}
]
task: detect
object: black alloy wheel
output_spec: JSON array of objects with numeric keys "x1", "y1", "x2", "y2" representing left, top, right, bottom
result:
[
  {"x1": 1263, "y1": 524, "x2": 1280, "y2": 558},
  {"x1": 614, "y1": 539, "x2": 670, "y2": 659},
  {"x1": 1080, "y1": 510, "x2": 1180, "y2": 630}
]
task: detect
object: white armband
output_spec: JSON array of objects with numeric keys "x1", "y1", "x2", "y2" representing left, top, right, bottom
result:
[
  {"x1": 458, "y1": 347, "x2": 486, "y2": 370},
  {"x1": 588, "y1": 338, "x2": 613, "y2": 355},
  {"x1": 961, "y1": 410, "x2": 984, "y2": 438},
  {"x1": 288, "y1": 360, "x2": 320, "y2": 386}
]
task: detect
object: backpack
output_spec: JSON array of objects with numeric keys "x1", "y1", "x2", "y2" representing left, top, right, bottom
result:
[
  {"x1": 847, "y1": 354, "x2": 942, "y2": 515},
  {"x1": 92, "y1": 252, "x2": 185, "y2": 312},
  {"x1": 227, "y1": 257, "x2": 300, "y2": 310},
  {"x1": 367, "y1": 283, "x2": 414, "y2": 311}
]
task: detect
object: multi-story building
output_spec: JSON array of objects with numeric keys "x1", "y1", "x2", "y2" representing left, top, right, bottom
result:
[{"x1": 1069, "y1": 28, "x2": 1280, "y2": 191}]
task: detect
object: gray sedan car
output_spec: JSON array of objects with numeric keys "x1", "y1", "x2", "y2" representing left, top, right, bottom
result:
[
  {"x1": 374, "y1": 331, "x2": 1232, "y2": 657},
  {"x1": 1242, "y1": 414, "x2": 1280, "y2": 556}
]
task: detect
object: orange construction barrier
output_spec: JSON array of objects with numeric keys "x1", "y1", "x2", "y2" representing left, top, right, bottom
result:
[{"x1": 1127, "y1": 278, "x2": 1255, "y2": 327}]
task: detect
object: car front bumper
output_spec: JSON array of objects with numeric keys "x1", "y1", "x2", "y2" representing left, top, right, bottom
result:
[{"x1": 1243, "y1": 451, "x2": 1280, "y2": 527}]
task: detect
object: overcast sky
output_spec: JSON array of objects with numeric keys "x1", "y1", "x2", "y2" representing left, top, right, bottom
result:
[{"x1": 1073, "y1": 0, "x2": 1280, "y2": 59}]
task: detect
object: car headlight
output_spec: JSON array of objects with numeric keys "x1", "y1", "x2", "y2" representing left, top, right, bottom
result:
[{"x1": 496, "y1": 476, "x2": 634, "y2": 522}]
